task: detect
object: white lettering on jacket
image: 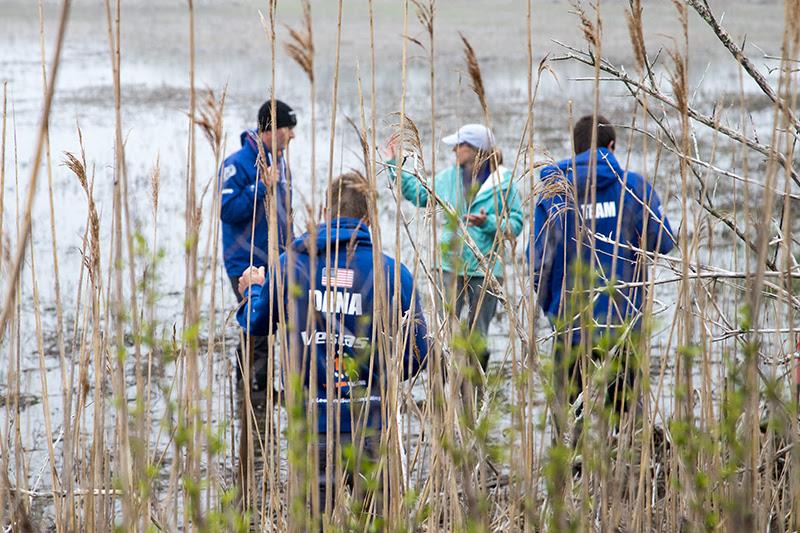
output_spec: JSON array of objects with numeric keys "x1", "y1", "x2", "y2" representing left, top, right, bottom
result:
[
  {"x1": 311, "y1": 289, "x2": 363, "y2": 316},
  {"x1": 580, "y1": 201, "x2": 617, "y2": 220},
  {"x1": 300, "y1": 330, "x2": 370, "y2": 350}
]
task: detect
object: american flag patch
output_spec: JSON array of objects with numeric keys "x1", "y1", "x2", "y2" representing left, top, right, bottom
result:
[{"x1": 321, "y1": 267, "x2": 354, "y2": 288}]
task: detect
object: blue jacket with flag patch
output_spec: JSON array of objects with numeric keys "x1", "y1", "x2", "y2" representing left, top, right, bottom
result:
[
  {"x1": 219, "y1": 130, "x2": 293, "y2": 279},
  {"x1": 530, "y1": 148, "x2": 675, "y2": 343},
  {"x1": 237, "y1": 217, "x2": 428, "y2": 433}
]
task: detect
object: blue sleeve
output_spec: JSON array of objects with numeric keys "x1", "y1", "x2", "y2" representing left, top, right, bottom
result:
[
  {"x1": 398, "y1": 264, "x2": 428, "y2": 379},
  {"x1": 236, "y1": 278, "x2": 276, "y2": 336},
  {"x1": 219, "y1": 160, "x2": 267, "y2": 225},
  {"x1": 532, "y1": 197, "x2": 567, "y2": 317},
  {"x1": 639, "y1": 180, "x2": 675, "y2": 255}
]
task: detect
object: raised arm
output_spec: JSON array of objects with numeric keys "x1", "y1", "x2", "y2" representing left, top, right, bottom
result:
[{"x1": 386, "y1": 159, "x2": 431, "y2": 207}]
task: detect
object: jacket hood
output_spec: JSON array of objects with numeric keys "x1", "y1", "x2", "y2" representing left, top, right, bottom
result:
[
  {"x1": 239, "y1": 129, "x2": 275, "y2": 158},
  {"x1": 240, "y1": 129, "x2": 258, "y2": 152},
  {"x1": 292, "y1": 217, "x2": 372, "y2": 255},
  {"x1": 545, "y1": 148, "x2": 622, "y2": 192}
]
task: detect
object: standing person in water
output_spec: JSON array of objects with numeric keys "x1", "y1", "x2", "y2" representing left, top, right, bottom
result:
[
  {"x1": 385, "y1": 123, "x2": 523, "y2": 383},
  {"x1": 219, "y1": 99, "x2": 296, "y2": 395},
  {"x1": 530, "y1": 114, "x2": 675, "y2": 435},
  {"x1": 237, "y1": 171, "x2": 428, "y2": 521}
]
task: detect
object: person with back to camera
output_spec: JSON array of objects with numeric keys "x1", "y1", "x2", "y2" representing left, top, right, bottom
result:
[
  {"x1": 529, "y1": 114, "x2": 675, "y2": 440},
  {"x1": 237, "y1": 171, "x2": 428, "y2": 522}
]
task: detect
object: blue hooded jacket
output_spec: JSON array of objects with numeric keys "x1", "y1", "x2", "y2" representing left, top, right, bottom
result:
[
  {"x1": 530, "y1": 148, "x2": 674, "y2": 343},
  {"x1": 237, "y1": 217, "x2": 428, "y2": 433},
  {"x1": 219, "y1": 130, "x2": 293, "y2": 279}
]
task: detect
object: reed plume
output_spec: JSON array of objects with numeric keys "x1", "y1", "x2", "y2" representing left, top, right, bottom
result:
[
  {"x1": 283, "y1": 0, "x2": 314, "y2": 83},
  {"x1": 194, "y1": 88, "x2": 226, "y2": 153},
  {"x1": 459, "y1": 33, "x2": 490, "y2": 120},
  {"x1": 150, "y1": 155, "x2": 161, "y2": 216},
  {"x1": 63, "y1": 152, "x2": 100, "y2": 281},
  {"x1": 387, "y1": 111, "x2": 426, "y2": 174},
  {"x1": 626, "y1": 0, "x2": 646, "y2": 74},
  {"x1": 572, "y1": 1, "x2": 600, "y2": 50}
]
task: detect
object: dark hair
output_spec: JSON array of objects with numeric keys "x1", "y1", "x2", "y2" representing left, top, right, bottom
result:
[
  {"x1": 257, "y1": 99, "x2": 297, "y2": 132},
  {"x1": 572, "y1": 114, "x2": 616, "y2": 154},
  {"x1": 475, "y1": 147, "x2": 503, "y2": 173},
  {"x1": 327, "y1": 171, "x2": 370, "y2": 220}
]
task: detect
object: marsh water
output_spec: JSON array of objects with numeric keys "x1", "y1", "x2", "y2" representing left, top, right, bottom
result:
[{"x1": 0, "y1": 0, "x2": 794, "y2": 528}]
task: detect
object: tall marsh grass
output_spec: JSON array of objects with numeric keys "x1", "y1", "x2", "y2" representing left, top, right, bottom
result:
[{"x1": 1, "y1": 0, "x2": 800, "y2": 531}]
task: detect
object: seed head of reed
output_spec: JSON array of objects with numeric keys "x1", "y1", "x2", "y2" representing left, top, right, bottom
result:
[
  {"x1": 150, "y1": 155, "x2": 161, "y2": 215},
  {"x1": 671, "y1": 0, "x2": 688, "y2": 27},
  {"x1": 535, "y1": 169, "x2": 572, "y2": 202},
  {"x1": 571, "y1": 2, "x2": 600, "y2": 51},
  {"x1": 193, "y1": 89, "x2": 226, "y2": 154},
  {"x1": 412, "y1": 0, "x2": 435, "y2": 38},
  {"x1": 459, "y1": 33, "x2": 490, "y2": 120},
  {"x1": 668, "y1": 49, "x2": 688, "y2": 113},
  {"x1": 283, "y1": 0, "x2": 314, "y2": 83},
  {"x1": 63, "y1": 152, "x2": 100, "y2": 280},
  {"x1": 387, "y1": 112, "x2": 427, "y2": 174},
  {"x1": 626, "y1": 0, "x2": 646, "y2": 74}
]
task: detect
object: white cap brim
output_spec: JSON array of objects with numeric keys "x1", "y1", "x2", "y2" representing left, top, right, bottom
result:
[{"x1": 441, "y1": 132, "x2": 460, "y2": 145}]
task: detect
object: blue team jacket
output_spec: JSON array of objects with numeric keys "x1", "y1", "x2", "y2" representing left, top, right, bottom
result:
[
  {"x1": 219, "y1": 130, "x2": 292, "y2": 279},
  {"x1": 530, "y1": 148, "x2": 675, "y2": 342},
  {"x1": 237, "y1": 217, "x2": 429, "y2": 433}
]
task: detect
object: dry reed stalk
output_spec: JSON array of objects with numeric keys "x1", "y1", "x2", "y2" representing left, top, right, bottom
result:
[
  {"x1": 191, "y1": 84, "x2": 227, "y2": 518},
  {"x1": 62, "y1": 139, "x2": 91, "y2": 532},
  {"x1": 0, "y1": 4, "x2": 71, "y2": 529},
  {"x1": 100, "y1": 0, "x2": 140, "y2": 527},
  {"x1": 285, "y1": 2, "x2": 321, "y2": 527},
  {"x1": 143, "y1": 155, "x2": 160, "y2": 528},
  {"x1": 304, "y1": 0, "x2": 346, "y2": 526},
  {"x1": 28, "y1": 236, "x2": 64, "y2": 530},
  {"x1": 0, "y1": 85, "x2": 5, "y2": 529},
  {"x1": 0, "y1": 0, "x2": 71, "y2": 345},
  {"x1": 64, "y1": 149, "x2": 104, "y2": 530},
  {"x1": 0, "y1": 82, "x2": 6, "y2": 293},
  {"x1": 35, "y1": 11, "x2": 70, "y2": 492},
  {"x1": 281, "y1": 4, "x2": 317, "y2": 528}
]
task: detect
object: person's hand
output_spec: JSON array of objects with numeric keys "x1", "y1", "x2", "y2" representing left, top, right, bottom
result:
[
  {"x1": 381, "y1": 134, "x2": 400, "y2": 161},
  {"x1": 238, "y1": 266, "x2": 266, "y2": 295},
  {"x1": 257, "y1": 155, "x2": 278, "y2": 187},
  {"x1": 464, "y1": 208, "x2": 487, "y2": 227}
]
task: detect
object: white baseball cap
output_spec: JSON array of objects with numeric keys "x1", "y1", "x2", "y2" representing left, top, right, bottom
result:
[{"x1": 442, "y1": 124, "x2": 495, "y2": 151}]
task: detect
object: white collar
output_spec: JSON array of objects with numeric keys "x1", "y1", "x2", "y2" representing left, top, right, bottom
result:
[{"x1": 474, "y1": 165, "x2": 508, "y2": 198}]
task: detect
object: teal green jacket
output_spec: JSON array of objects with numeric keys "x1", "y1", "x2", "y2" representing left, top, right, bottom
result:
[{"x1": 389, "y1": 161, "x2": 524, "y2": 278}]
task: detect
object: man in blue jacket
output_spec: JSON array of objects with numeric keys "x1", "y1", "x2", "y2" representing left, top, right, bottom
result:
[
  {"x1": 237, "y1": 171, "x2": 428, "y2": 516},
  {"x1": 530, "y1": 114, "x2": 675, "y2": 430},
  {"x1": 219, "y1": 99, "x2": 296, "y2": 393}
]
